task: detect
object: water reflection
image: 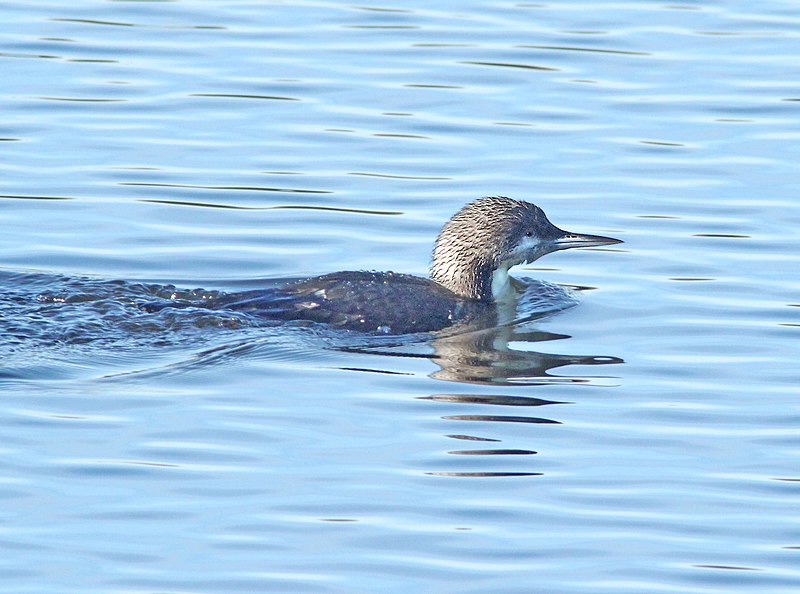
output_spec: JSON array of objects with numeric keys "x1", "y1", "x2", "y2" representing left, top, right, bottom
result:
[
  {"x1": 424, "y1": 392, "x2": 563, "y2": 477},
  {"x1": 348, "y1": 313, "x2": 622, "y2": 478},
  {"x1": 428, "y1": 324, "x2": 622, "y2": 385},
  {"x1": 425, "y1": 326, "x2": 620, "y2": 476},
  {"x1": 346, "y1": 311, "x2": 622, "y2": 387}
]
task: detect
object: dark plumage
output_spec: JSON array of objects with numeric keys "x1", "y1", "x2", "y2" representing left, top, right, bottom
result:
[{"x1": 216, "y1": 271, "x2": 488, "y2": 334}]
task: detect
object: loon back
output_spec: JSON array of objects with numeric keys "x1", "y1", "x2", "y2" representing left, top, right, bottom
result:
[{"x1": 215, "y1": 271, "x2": 490, "y2": 334}]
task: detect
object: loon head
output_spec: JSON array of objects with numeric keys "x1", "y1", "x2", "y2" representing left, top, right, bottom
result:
[{"x1": 430, "y1": 196, "x2": 621, "y2": 301}]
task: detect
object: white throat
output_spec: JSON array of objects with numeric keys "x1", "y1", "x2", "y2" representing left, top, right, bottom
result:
[
  {"x1": 491, "y1": 264, "x2": 515, "y2": 302},
  {"x1": 490, "y1": 235, "x2": 544, "y2": 301}
]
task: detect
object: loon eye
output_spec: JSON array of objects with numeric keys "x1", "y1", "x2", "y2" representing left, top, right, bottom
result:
[{"x1": 525, "y1": 231, "x2": 533, "y2": 237}]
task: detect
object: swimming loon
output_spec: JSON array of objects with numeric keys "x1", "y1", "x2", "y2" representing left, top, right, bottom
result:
[{"x1": 198, "y1": 197, "x2": 621, "y2": 334}]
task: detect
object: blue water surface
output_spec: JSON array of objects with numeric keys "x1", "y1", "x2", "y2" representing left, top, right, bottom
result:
[{"x1": 2, "y1": 1, "x2": 800, "y2": 592}]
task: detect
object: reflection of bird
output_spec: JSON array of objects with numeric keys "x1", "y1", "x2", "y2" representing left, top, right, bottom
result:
[
  {"x1": 426, "y1": 324, "x2": 625, "y2": 385},
  {"x1": 159, "y1": 197, "x2": 621, "y2": 334}
]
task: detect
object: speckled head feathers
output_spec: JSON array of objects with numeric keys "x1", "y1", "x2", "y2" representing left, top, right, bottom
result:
[
  {"x1": 429, "y1": 196, "x2": 619, "y2": 301},
  {"x1": 430, "y1": 197, "x2": 562, "y2": 300}
]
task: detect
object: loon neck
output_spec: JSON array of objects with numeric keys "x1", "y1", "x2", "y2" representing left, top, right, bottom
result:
[
  {"x1": 430, "y1": 256, "x2": 510, "y2": 302},
  {"x1": 490, "y1": 263, "x2": 516, "y2": 302}
]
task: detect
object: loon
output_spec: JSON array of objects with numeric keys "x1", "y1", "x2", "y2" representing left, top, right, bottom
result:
[{"x1": 196, "y1": 197, "x2": 621, "y2": 334}]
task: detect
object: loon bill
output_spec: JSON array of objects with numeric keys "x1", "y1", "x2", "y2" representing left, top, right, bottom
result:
[{"x1": 149, "y1": 197, "x2": 622, "y2": 334}]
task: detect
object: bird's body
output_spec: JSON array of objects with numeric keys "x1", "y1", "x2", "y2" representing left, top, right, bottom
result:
[
  {"x1": 213, "y1": 271, "x2": 489, "y2": 334},
  {"x1": 147, "y1": 197, "x2": 621, "y2": 334}
]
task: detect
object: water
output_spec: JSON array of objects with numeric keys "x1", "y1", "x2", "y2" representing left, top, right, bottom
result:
[{"x1": 2, "y1": 0, "x2": 800, "y2": 591}]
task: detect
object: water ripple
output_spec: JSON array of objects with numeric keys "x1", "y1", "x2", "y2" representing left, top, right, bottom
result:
[
  {"x1": 121, "y1": 182, "x2": 332, "y2": 194},
  {"x1": 2, "y1": 0, "x2": 800, "y2": 591},
  {"x1": 461, "y1": 60, "x2": 560, "y2": 71}
]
